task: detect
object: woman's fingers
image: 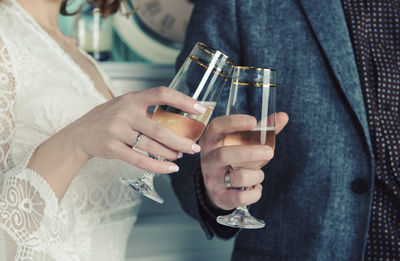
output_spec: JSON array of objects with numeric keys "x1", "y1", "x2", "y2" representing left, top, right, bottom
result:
[
  {"x1": 132, "y1": 134, "x2": 183, "y2": 161},
  {"x1": 134, "y1": 117, "x2": 201, "y2": 155},
  {"x1": 115, "y1": 143, "x2": 180, "y2": 174},
  {"x1": 138, "y1": 87, "x2": 207, "y2": 115},
  {"x1": 118, "y1": 127, "x2": 182, "y2": 160}
]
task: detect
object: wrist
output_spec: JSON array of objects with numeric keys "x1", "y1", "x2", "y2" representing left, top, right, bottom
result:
[
  {"x1": 27, "y1": 127, "x2": 90, "y2": 199},
  {"x1": 60, "y1": 124, "x2": 92, "y2": 162},
  {"x1": 195, "y1": 169, "x2": 233, "y2": 218}
]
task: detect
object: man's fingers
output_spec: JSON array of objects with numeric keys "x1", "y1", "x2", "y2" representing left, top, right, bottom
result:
[
  {"x1": 276, "y1": 112, "x2": 289, "y2": 135},
  {"x1": 203, "y1": 114, "x2": 257, "y2": 144},
  {"x1": 204, "y1": 145, "x2": 274, "y2": 170},
  {"x1": 213, "y1": 184, "x2": 263, "y2": 210},
  {"x1": 224, "y1": 168, "x2": 264, "y2": 189}
]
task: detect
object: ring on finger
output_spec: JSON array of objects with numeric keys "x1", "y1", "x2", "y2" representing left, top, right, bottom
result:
[
  {"x1": 132, "y1": 132, "x2": 142, "y2": 149},
  {"x1": 224, "y1": 166, "x2": 233, "y2": 188}
]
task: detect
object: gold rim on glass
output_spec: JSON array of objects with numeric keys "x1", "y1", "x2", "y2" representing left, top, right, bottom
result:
[
  {"x1": 231, "y1": 81, "x2": 276, "y2": 87},
  {"x1": 234, "y1": 65, "x2": 277, "y2": 72},
  {"x1": 196, "y1": 42, "x2": 235, "y2": 66},
  {"x1": 190, "y1": 54, "x2": 229, "y2": 79}
]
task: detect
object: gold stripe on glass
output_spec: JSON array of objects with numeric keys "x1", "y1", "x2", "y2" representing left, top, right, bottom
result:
[
  {"x1": 196, "y1": 42, "x2": 235, "y2": 66},
  {"x1": 190, "y1": 55, "x2": 229, "y2": 79},
  {"x1": 234, "y1": 65, "x2": 277, "y2": 72},
  {"x1": 232, "y1": 81, "x2": 276, "y2": 87}
]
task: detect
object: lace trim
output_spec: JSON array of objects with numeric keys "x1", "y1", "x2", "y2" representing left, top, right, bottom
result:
[
  {"x1": 0, "y1": 148, "x2": 61, "y2": 260},
  {"x1": 0, "y1": 38, "x2": 16, "y2": 173},
  {"x1": 0, "y1": 146, "x2": 58, "y2": 238},
  {"x1": 0, "y1": 2, "x2": 141, "y2": 259}
]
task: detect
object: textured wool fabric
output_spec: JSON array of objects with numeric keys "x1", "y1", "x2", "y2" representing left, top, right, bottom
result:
[
  {"x1": 342, "y1": 0, "x2": 400, "y2": 259},
  {"x1": 171, "y1": 0, "x2": 376, "y2": 260}
]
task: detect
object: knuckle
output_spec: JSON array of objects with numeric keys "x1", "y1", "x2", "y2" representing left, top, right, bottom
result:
[
  {"x1": 207, "y1": 119, "x2": 219, "y2": 134},
  {"x1": 210, "y1": 189, "x2": 222, "y2": 202},
  {"x1": 254, "y1": 188, "x2": 262, "y2": 201},
  {"x1": 235, "y1": 192, "x2": 247, "y2": 206},
  {"x1": 152, "y1": 124, "x2": 164, "y2": 137},
  {"x1": 154, "y1": 86, "x2": 169, "y2": 100},
  {"x1": 104, "y1": 141, "x2": 118, "y2": 155},
  {"x1": 104, "y1": 121, "x2": 119, "y2": 135},
  {"x1": 203, "y1": 175, "x2": 214, "y2": 189},
  {"x1": 141, "y1": 137, "x2": 152, "y2": 150},
  {"x1": 236, "y1": 171, "x2": 247, "y2": 185},
  {"x1": 268, "y1": 149, "x2": 275, "y2": 159},
  {"x1": 258, "y1": 171, "x2": 265, "y2": 183},
  {"x1": 119, "y1": 92, "x2": 135, "y2": 103},
  {"x1": 215, "y1": 149, "x2": 228, "y2": 165},
  {"x1": 249, "y1": 148, "x2": 263, "y2": 160}
]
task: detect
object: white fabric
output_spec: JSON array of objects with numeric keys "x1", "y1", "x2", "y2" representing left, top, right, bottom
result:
[{"x1": 0, "y1": 0, "x2": 142, "y2": 260}]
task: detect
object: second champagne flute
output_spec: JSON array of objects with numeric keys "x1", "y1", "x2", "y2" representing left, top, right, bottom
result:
[
  {"x1": 216, "y1": 66, "x2": 277, "y2": 229},
  {"x1": 120, "y1": 42, "x2": 234, "y2": 203}
]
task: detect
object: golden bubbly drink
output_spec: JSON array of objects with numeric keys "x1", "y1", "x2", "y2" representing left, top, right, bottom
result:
[{"x1": 152, "y1": 101, "x2": 216, "y2": 141}]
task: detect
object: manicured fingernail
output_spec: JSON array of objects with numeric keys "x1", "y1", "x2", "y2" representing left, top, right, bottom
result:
[
  {"x1": 177, "y1": 152, "x2": 183, "y2": 158},
  {"x1": 192, "y1": 143, "x2": 201, "y2": 153},
  {"x1": 194, "y1": 103, "x2": 206, "y2": 114},
  {"x1": 169, "y1": 165, "x2": 179, "y2": 172}
]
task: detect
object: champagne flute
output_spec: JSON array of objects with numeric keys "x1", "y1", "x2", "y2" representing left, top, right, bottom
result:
[
  {"x1": 216, "y1": 66, "x2": 276, "y2": 229},
  {"x1": 120, "y1": 42, "x2": 234, "y2": 203}
]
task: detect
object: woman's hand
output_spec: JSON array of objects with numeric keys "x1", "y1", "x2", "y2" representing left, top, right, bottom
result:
[
  {"x1": 67, "y1": 86, "x2": 205, "y2": 174},
  {"x1": 28, "y1": 87, "x2": 205, "y2": 199}
]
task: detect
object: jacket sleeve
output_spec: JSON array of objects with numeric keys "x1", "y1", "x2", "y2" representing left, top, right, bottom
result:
[{"x1": 170, "y1": 0, "x2": 242, "y2": 239}]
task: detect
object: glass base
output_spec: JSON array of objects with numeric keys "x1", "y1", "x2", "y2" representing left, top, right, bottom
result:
[
  {"x1": 216, "y1": 207, "x2": 265, "y2": 229},
  {"x1": 119, "y1": 176, "x2": 164, "y2": 204}
]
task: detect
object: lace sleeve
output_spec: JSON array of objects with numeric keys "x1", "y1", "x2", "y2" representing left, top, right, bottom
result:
[{"x1": 0, "y1": 37, "x2": 60, "y2": 260}]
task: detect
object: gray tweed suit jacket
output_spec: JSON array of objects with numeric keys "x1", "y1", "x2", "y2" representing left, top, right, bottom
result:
[{"x1": 171, "y1": 0, "x2": 374, "y2": 260}]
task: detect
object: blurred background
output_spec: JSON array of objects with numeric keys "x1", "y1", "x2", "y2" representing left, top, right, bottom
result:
[{"x1": 59, "y1": 0, "x2": 234, "y2": 260}]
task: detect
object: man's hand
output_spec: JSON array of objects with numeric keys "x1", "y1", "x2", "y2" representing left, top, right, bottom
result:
[{"x1": 199, "y1": 112, "x2": 289, "y2": 210}]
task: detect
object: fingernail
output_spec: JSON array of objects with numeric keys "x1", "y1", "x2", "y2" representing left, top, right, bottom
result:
[
  {"x1": 194, "y1": 103, "x2": 206, "y2": 114},
  {"x1": 169, "y1": 165, "x2": 179, "y2": 172},
  {"x1": 177, "y1": 152, "x2": 183, "y2": 158},
  {"x1": 192, "y1": 143, "x2": 201, "y2": 153}
]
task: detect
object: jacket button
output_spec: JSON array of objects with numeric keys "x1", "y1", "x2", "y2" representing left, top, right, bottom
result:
[{"x1": 351, "y1": 178, "x2": 369, "y2": 194}]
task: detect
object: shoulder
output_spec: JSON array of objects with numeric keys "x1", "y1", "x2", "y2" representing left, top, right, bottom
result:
[
  {"x1": 0, "y1": 0, "x2": 25, "y2": 35},
  {"x1": 0, "y1": 0, "x2": 16, "y2": 18},
  {"x1": 0, "y1": 1, "x2": 30, "y2": 52}
]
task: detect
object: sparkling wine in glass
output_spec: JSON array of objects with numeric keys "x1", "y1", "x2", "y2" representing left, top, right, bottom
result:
[
  {"x1": 120, "y1": 42, "x2": 234, "y2": 203},
  {"x1": 216, "y1": 66, "x2": 276, "y2": 229}
]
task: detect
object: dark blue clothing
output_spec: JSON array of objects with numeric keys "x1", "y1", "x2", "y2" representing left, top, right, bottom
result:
[
  {"x1": 171, "y1": 0, "x2": 384, "y2": 260},
  {"x1": 342, "y1": 0, "x2": 400, "y2": 259}
]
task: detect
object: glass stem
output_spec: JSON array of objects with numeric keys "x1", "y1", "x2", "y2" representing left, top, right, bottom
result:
[
  {"x1": 234, "y1": 206, "x2": 251, "y2": 216},
  {"x1": 141, "y1": 171, "x2": 155, "y2": 183}
]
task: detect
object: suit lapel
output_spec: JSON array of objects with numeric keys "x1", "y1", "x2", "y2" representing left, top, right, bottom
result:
[{"x1": 297, "y1": 0, "x2": 372, "y2": 151}]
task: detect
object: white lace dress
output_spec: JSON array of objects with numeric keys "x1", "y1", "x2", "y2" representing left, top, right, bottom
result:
[{"x1": 0, "y1": 0, "x2": 142, "y2": 260}]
